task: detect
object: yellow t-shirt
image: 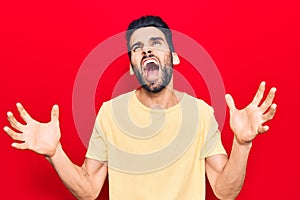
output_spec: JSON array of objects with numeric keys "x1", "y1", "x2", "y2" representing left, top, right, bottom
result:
[{"x1": 86, "y1": 91, "x2": 227, "y2": 200}]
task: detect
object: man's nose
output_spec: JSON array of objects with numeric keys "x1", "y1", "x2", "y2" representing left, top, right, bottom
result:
[{"x1": 142, "y1": 46, "x2": 152, "y2": 55}]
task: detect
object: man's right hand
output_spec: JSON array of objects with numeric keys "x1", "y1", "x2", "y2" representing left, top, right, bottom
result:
[{"x1": 4, "y1": 103, "x2": 61, "y2": 157}]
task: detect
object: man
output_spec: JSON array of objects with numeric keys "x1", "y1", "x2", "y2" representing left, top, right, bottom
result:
[{"x1": 4, "y1": 16, "x2": 277, "y2": 199}]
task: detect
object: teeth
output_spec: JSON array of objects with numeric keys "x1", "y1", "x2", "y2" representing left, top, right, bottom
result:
[{"x1": 143, "y1": 59, "x2": 158, "y2": 67}]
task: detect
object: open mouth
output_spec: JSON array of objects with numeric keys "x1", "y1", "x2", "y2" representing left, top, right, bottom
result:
[{"x1": 142, "y1": 58, "x2": 160, "y2": 82}]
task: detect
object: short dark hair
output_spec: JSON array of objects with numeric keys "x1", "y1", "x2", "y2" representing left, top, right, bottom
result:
[{"x1": 126, "y1": 16, "x2": 175, "y2": 58}]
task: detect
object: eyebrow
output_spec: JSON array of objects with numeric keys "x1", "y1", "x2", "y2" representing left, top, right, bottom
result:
[
  {"x1": 130, "y1": 37, "x2": 165, "y2": 51},
  {"x1": 149, "y1": 37, "x2": 165, "y2": 42}
]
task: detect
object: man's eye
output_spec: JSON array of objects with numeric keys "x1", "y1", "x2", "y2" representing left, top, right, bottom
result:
[
  {"x1": 153, "y1": 41, "x2": 161, "y2": 46},
  {"x1": 132, "y1": 46, "x2": 141, "y2": 52}
]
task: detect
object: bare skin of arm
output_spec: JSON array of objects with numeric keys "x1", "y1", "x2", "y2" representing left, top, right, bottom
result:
[
  {"x1": 4, "y1": 104, "x2": 107, "y2": 200},
  {"x1": 206, "y1": 81, "x2": 277, "y2": 200}
]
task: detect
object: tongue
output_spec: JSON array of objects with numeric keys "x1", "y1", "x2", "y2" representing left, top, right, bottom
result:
[
  {"x1": 144, "y1": 63, "x2": 159, "y2": 81},
  {"x1": 146, "y1": 69, "x2": 159, "y2": 80}
]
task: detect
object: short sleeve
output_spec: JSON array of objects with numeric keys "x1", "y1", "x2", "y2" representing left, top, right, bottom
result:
[
  {"x1": 85, "y1": 105, "x2": 108, "y2": 161},
  {"x1": 199, "y1": 113, "x2": 227, "y2": 159}
]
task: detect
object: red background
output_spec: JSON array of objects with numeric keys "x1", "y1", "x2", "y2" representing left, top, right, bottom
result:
[{"x1": 0, "y1": 0, "x2": 299, "y2": 199}]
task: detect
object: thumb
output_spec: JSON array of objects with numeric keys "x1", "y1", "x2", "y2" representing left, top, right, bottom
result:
[
  {"x1": 51, "y1": 104, "x2": 59, "y2": 122},
  {"x1": 225, "y1": 94, "x2": 236, "y2": 112}
]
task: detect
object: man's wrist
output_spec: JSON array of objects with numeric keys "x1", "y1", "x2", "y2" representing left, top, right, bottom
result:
[
  {"x1": 233, "y1": 136, "x2": 253, "y2": 150},
  {"x1": 45, "y1": 142, "x2": 62, "y2": 161}
]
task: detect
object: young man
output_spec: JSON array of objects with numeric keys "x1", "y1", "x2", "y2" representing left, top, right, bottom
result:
[{"x1": 4, "y1": 16, "x2": 277, "y2": 199}]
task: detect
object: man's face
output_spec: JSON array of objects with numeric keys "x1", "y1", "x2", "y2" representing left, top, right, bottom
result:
[{"x1": 129, "y1": 27, "x2": 173, "y2": 93}]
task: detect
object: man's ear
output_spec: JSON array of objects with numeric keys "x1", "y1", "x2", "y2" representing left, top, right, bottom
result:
[
  {"x1": 172, "y1": 52, "x2": 180, "y2": 65},
  {"x1": 129, "y1": 64, "x2": 134, "y2": 75}
]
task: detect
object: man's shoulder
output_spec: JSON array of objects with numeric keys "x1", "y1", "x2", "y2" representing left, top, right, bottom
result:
[
  {"x1": 102, "y1": 91, "x2": 135, "y2": 103},
  {"x1": 183, "y1": 93, "x2": 213, "y2": 111},
  {"x1": 96, "y1": 91, "x2": 135, "y2": 116},
  {"x1": 100, "y1": 90, "x2": 135, "y2": 109},
  {"x1": 111, "y1": 91, "x2": 135, "y2": 102}
]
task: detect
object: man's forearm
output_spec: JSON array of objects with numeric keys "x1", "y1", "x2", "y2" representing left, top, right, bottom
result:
[
  {"x1": 46, "y1": 143, "x2": 99, "y2": 200},
  {"x1": 215, "y1": 138, "x2": 252, "y2": 199}
]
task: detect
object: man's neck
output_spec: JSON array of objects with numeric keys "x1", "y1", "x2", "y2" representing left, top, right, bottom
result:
[{"x1": 135, "y1": 87, "x2": 183, "y2": 109}]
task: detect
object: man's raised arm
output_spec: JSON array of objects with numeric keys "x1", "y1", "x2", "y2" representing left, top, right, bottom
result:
[
  {"x1": 206, "y1": 81, "x2": 277, "y2": 200},
  {"x1": 4, "y1": 103, "x2": 107, "y2": 199}
]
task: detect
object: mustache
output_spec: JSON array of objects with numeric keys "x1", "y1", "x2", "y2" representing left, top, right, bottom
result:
[
  {"x1": 140, "y1": 54, "x2": 157, "y2": 67},
  {"x1": 142, "y1": 54, "x2": 156, "y2": 60}
]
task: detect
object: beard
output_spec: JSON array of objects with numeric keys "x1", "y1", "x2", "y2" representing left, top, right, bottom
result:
[{"x1": 132, "y1": 53, "x2": 173, "y2": 93}]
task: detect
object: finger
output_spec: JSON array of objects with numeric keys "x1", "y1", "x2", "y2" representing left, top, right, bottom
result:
[
  {"x1": 252, "y1": 81, "x2": 266, "y2": 106},
  {"x1": 4, "y1": 126, "x2": 25, "y2": 141},
  {"x1": 258, "y1": 125, "x2": 269, "y2": 134},
  {"x1": 260, "y1": 87, "x2": 276, "y2": 113},
  {"x1": 262, "y1": 103, "x2": 277, "y2": 122},
  {"x1": 11, "y1": 142, "x2": 28, "y2": 150},
  {"x1": 16, "y1": 103, "x2": 32, "y2": 123},
  {"x1": 51, "y1": 104, "x2": 59, "y2": 123},
  {"x1": 225, "y1": 94, "x2": 236, "y2": 112},
  {"x1": 7, "y1": 111, "x2": 25, "y2": 131}
]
